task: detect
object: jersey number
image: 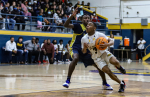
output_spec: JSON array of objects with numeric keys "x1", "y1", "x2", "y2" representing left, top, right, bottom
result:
[{"x1": 93, "y1": 47, "x2": 97, "y2": 54}]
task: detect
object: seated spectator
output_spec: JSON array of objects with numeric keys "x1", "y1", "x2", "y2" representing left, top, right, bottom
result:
[
  {"x1": 5, "y1": 37, "x2": 17, "y2": 64},
  {"x1": 23, "y1": 37, "x2": 40, "y2": 64},
  {"x1": 64, "y1": 5, "x2": 70, "y2": 15},
  {"x1": 91, "y1": 12, "x2": 100, "y2": 23},
  {"x1": 81, "y1": 1, "x2": 84, "y2": 6},
  {"x1": 68, "y1": 3, "x2": 73, "y2": 13},
  {"x1": 52, "y1": 39, "x2": 58, "y2": 62},
  {"x1": 63, "y1": 40, "x2": 71, "y2": 63},
  {"x1": 57, "y1": 39, "x2": 64, "y2": 62},
  {"x1": 35, "y1": 5, "x2": 41, "y2": 16},
  {"x1": 1, "y1": 2, "x2": 9, "y2": 30},
  {"x1": 21, "y1": 2, "x2": 31, "y2": 19},
  {"x1": 58, "y1": 4, "x2": 64, "y2": 15},
  {"x1": 40, "y1": 39, "x2": 54, "y2": 64},
  {"x1": 9, "y1": 1, "x2": 16, "y2": 12},
  {"x1": 41, "y1": 0, "x2": 49, "y2": 9},
  {"x1": 36, "y1": 38, "x2": 40, "y2": 49},
  {"x1": 16, "y1": 37, "x2": 28, "y2": 64},
  {"x1": 44, "y1": 4, "x2": 50, "y2": 15},
  {"x1": 56, "y1": 14, "x2": 64, "y2": 32},
  {"x1": 62, "y1": 14, "x2": 68, "y2": 24},
  {"x1": 37, "y1": 12, "x2": 44, "y2": 29},
  {"x1": 12, "y1": 7, "x2": 25, "y2": 30},
  {"x1": 86, "y1": 2, "x2": 90, "y2": 10},
  {"x1": 74, "y1": 1, "x2": 80, "y2": 9},
  {"x1": 32, "y1": 1, "x2": 38, "y2": 11}
]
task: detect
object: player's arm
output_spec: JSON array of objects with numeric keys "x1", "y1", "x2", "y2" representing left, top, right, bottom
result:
[
  {"x1": 107, "y1": 38, "x2": 114, "y2": 46},
  {"x1": 64, "y1": 7, "x2": 78, "y2": 28},
  {"x1": 81, "y1": 38, "x2": 88, "y2": 54}
]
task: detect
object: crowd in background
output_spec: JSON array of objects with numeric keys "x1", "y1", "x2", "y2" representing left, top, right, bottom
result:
[
  {"x1": 5, "y1": 36, "x2": 71, "y2": 64},
  {"x1": 0, "y1": 0, "x2": 92, "y2": 32}
]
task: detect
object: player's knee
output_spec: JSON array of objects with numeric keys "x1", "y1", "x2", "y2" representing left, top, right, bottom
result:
[
  {"x1": 73, "y1": 57, "x2": 79, "y2": 62},
  {"x1": 104, "y1": 69, "x2": 112, "y2": 75}
]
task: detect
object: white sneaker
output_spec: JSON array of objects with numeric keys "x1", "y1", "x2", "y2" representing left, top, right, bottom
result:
[
  {"x1": 2, "y1": 27, "x2": 5, "y2": 30},
  {"x1": 102, "y1": 84, "x2": 113, "y2": 90}
]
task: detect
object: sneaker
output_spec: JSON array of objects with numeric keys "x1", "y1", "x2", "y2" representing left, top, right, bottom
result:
[
  {"x1": 63, "y1": 80, "x2": 70, "y2": 88},
  {"x1": 116, "y1": 66, "x2": 126, "y2": 74},
  {"x1": 102, "y1": 84, "x2": 113, "y2": 90},
  {"x1": 2, "y1": 27, "x2": 5, "y2": 30},
  {"x1": 118, "y1": 81, "x2": 126, "y2": 92},
  {"x1": 25, "y1": 61, "x2": 28, "y2": 65}
]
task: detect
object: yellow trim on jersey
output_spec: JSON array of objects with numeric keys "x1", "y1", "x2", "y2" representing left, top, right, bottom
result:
[{"x1": 69, "y1": 24, "x2": 86, "y2": 58}]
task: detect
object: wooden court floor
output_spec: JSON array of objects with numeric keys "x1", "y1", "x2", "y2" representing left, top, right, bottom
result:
[{"x1": 0, "y1": 61, "x2": 150, "y2": 97}]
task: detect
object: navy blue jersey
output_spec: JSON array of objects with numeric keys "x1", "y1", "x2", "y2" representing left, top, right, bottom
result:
[{"x1": 70, "y1": 23, "x2": 86, "y2": 50}]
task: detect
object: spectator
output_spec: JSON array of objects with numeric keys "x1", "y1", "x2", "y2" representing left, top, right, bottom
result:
[
  {"x1": 62, "y1": 13, "x2": 67, "y2": 24},
  {"x1": 1, "y1": 2, "x2": 9, "y2": 30},
  {"x1": 36, "y1": 38, "x2": 40, "y2": 49},
  {"x1": 0, "y1": 3, "x2": 3, "y2": 20},
  {"x1": 74, "y1": 1, "x2": 80, "y2": 9},
  {"x1": 57, "y1": 39, "x2": 64, "y2": 62},
  {"x1": 63, "y1": 40, "x2": 71, "y2": 63},
  {"x1": 41, "y1": 0, "x2": 49, "y2": 9},
  {"x1": 58, "y1": 4, "x2": 64, "y2": 15},
  {"x1": 37, "y1": 12, "x2": 44, "y2": 29},
  {"x1": 40, "y1": 39, "x2": 54, "y2": 64},
  {"x1": 41, "y1": 39, "x2": 47, "y2": 63},
  {"x1": 137, "y1": 38, "x2": 146, "y2": 61},
  {"x1": 35, "y1": 5, "x2": 41, "y2": 16},
  {"x1": 23, "y1": 37, "x2": 40, "y2": 63},
  {"x1": 41, "y1": 39, "x2": 47, "y2": 48},
  {"x1": 86, "y1": 2, "x2": 90, "y2": 10},
  {"x1": 5, "y1": 36, "x2": 17, "y2": 64},
  {"x1": 44, "y1": 4, "x2": 50, "y2": 15},
  {"x1": 68, "y1": 3, "x2": 73, "y2": 12},
  {"x1": 0, "y1": 0, "x2": 5, "y2": 7},
  {"x1": 64, "y1": 5, "x2": 70, "y2": 15},
  {"x1": 21, "y1": 2, "x2": 32, "y2": 19},
  {"x1": 109, "y1": 34, "x2": 115, "y2": 54},
  {"x1": 81, "y1": 1, "x2": 84, "y2": 6},
  {"x1": 91, "y1": 12, "x2": 100, "y2": 23},
  {"x1": 52, "y1": 39, "x2": 58, "y2": 62},
  {"x1": 56, "y1": 13, "x2": 64, "y2": 32},
  {"x1": 12, "y1": 7, "x2": 25, "y2": 30},
  {"x1": 16, "y1": 37, "x2": 28, "y2": 64},
  {"x1": 9, "y1": 1, "x2": 16, "y2": 12},
  {"x1": 32, "y1": 1, "x2": 38, "y2": 11}
]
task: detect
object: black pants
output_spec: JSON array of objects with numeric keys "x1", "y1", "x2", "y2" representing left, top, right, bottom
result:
[
  {"x1": 28, "y1": 50, "x2": 40, "y2": 63},
  {"x1": 40, "y1": 51, "x2": 54, "y2": 64},
  {"x1": 137, "y1": 49, "x2": 144, "y2": 59},
  {"x1": 16, "y1": 18, "x2": 25, "y2": 30},
  {"x1": 5, "y1": 51, "x2": 17, "y2": 62}
]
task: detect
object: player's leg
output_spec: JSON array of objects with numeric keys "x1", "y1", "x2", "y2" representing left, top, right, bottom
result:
[
  {"x1": 102, "y1": 65, "x2": 126, "y2": 92},
  {"x1": 109, "y1": 57, "x2": 126, "y2": 74},
  {"x1": 93, "y1": 64, "x2": 113, "y2": 90},
  {"x1": 63, "y1": 49, "x2": 79, "y2": 88}
]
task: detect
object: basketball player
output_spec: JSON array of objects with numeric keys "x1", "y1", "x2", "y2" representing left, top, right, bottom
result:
[
  {"x1": 63, "y1": 7, "x2": 113, "y2": 90},
  {"x1": 81, "y1": 22, "x2": 126, "y2": 92}
]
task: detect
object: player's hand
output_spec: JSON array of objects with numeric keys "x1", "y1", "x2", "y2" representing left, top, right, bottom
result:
[
  {"x1": 100, "y1": 42, "x2": 109, "y2": 48},
  {"x1": 84, "y1": 43, "x2": 89, "y2": 49},
  {"x1": 72, "y1": 7, "x2": 78, "y2": 16}
]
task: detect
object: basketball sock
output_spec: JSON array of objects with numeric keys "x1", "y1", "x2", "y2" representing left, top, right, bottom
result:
[
  {"x1": 102, "y1": 80, "x2": 108, "y2": 85},
  {"x1": 67, "y1": 76, "x2": 71, "y2": 82},
  {"x1": 120, "y1": 81, "x2": 124, "y2": 84}
]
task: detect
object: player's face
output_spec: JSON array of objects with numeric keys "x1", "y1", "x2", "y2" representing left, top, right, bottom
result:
[
  {"x1": 82, "y1": 15, "x2": 90, "y2": 25},
  {"x1": 86, "y1": 22, "x2": 95, "y2": 34}
]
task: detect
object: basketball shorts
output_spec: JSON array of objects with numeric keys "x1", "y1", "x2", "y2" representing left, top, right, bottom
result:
[
  {"x1": 70, "y1": 48, "x2": 94, "y2": 67},
  {"x1": 94, "y1": 51, "x2": 114, "y2": 70}
]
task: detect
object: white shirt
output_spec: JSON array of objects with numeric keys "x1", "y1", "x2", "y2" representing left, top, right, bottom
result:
[
  {"x1": 5, "y1": 40, "x2": 17, "y2": 51},
  {"x1": 137, "y1": 40, "x2": 146, "y2": 49},
  {"x1": 81, "y1": 31, "x2": 108, "y2": 59},
  {"x1": 54, "y1": 44, "x2": 58, "y2": 51},
  {"x1": 58, "y1": 44, "x2": 63, "y2": 52},
  {"x1": 110, "y1": 38, "x2": 115, "y2": 48}
]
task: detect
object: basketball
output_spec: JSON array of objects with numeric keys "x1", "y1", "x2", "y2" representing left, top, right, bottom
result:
[{"x1": 95, "y1": 37, "x2": 108, "y2": 50}]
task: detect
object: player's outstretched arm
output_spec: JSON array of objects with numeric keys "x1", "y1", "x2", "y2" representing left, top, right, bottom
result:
[{"x1": 64, "y1": 7, "x2": 78, "y2": 28}]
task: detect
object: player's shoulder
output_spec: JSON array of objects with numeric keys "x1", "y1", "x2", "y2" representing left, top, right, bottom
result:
[{"x1": 81, "y1": 34, "x2": 88, "y2": 40}]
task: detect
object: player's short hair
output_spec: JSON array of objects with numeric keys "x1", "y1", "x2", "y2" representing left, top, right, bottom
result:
[
  {"x1": 92, "y1": 22, "x2": 97, "y2": 29},
  {"x1": 81, "y1": 14, "x2": 90, "y2": 20}
]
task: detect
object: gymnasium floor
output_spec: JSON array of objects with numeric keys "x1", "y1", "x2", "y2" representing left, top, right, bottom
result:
[{"x1": 0, "y1": 61, "x2": 150, "y2": 97}]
